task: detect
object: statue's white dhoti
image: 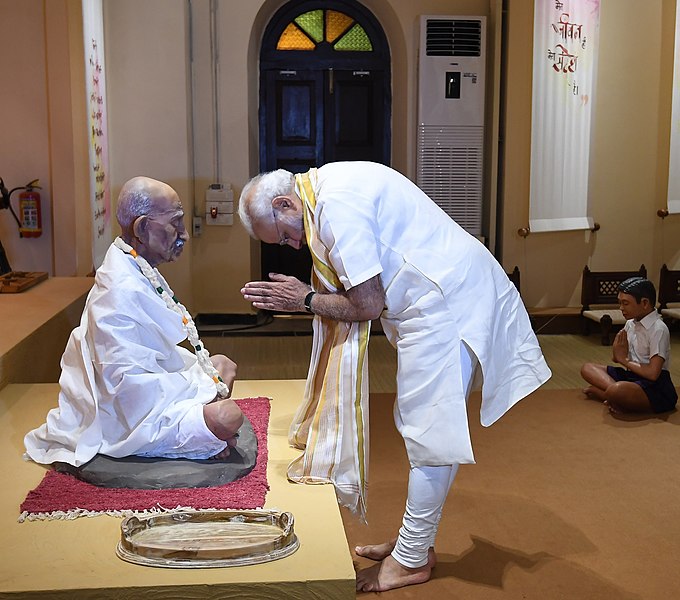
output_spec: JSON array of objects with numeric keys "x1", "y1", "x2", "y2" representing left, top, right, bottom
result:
[{"x1": 24, "y1": 244, "x2": 227, "y2": 467}]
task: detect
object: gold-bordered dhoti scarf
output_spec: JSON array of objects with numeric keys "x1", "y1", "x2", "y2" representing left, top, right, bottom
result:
[{"x1": 287, "y1": 168, "x2": 371, "y2": 518}]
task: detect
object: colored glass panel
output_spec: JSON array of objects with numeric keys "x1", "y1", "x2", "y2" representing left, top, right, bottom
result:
[
  {"x1": 326, "y1": 10, "x2": 354, "y2": 43},
  {"x1": 334, "y1": 23, "x2": 372, "y2": 51},
  {"x1": 277, "y1": 22, "x2": 315, "y2": 50},
  {"x1": 295, "y1": 10, "x2": 323, "y2": 43},
  {"x1": 276, "y1": 9, "x2": 372, "y2": 52}
]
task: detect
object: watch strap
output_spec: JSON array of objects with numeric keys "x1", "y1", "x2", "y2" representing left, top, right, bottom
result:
[{"x1": 304, "y1": 290, "x2": 316, "y2": 313}]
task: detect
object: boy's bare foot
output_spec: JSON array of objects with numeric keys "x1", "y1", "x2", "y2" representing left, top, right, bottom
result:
[
  {"x1": 583, "y1": 386, "x2": 605, "y2": 402},
  {"x1": 356, "y1": 554, "x2": 432, "y2": 592},
  {"x1": 604, "y1": 400, "x2": 622, "y2": 414}
]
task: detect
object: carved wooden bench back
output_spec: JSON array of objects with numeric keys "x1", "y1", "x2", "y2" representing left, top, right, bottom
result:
[
  {"x1": 659, "y1": 264, "x2": 680, "y2": 309},
  {"x1": 580, "y1": 264, "x2": 647, "y2": 344},
  {"x1": 581, "y1": 265, "x2": 647, "y2": 310}
]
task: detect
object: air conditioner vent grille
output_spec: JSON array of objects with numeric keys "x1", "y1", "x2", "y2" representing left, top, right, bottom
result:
[
  {"x1": 416, "y1": 125, "x2": 484, "y2": 235},
  {"x1": 426, "y1": 19, "x2": 481, "y2": 56}
]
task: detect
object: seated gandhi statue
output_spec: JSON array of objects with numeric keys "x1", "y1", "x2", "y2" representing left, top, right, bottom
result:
[{"x1": 24, "y1": 176, "x2": 244, "y2": 468}]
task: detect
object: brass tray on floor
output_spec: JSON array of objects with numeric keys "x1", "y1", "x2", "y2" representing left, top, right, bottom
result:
[{"x1": 116, "y1": 509, "x2": 299, "y2": 568}]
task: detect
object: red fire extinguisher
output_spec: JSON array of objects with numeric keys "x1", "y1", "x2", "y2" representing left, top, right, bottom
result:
[{"x1": 19, "y1": 180, "x2": 42, "y2": 238}]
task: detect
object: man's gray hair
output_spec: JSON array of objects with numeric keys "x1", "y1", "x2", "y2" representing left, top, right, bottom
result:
[{"x1": 238, "y1": 169, "x2": 294, "y2": 238}]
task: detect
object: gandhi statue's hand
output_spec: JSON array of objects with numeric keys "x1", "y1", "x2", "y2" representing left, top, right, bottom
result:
[
  {"x1": 210, "y1": 354, "x2": 237, "y2": 397},
  {"x1": 241, "y1": 273, "x2": 311, "y2": 313}
]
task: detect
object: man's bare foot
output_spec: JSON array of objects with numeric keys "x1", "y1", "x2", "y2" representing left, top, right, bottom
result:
[
  {"x1": 356, "y1": 554, "x2": 432, "y2": 592},
  {"x1": 356, "y1": 539, "x2": 436, "y2": 568},
  {"x1": 355, "y1": 538, "x2": 397, "y2": 561}
]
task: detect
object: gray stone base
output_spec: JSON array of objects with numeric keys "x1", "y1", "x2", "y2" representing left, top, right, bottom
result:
[{"x1": 54, "y1": 416, "x2": 258, "y2": 489}]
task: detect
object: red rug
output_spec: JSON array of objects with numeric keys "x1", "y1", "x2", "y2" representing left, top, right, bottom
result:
[{"x1": 19, "y1": 397, "x2": 271, "y2": 521}]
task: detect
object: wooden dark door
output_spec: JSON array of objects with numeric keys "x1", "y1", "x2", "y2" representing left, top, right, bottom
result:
[
  {"x1": 260, "y1": 69, "x2": 319, "y2": 284},
  {"x1": 325, "y1": 68, "x2": 386, "y2": 164},
  {"x1": 258, "y1": 1, "x2": 391, "y2": 286},
  {"x1": 262, "y1": 69, "x2": 323, "y2": 174},
  {"x1": 260, "y1": 67, "x2": 387, "y2": 283}
]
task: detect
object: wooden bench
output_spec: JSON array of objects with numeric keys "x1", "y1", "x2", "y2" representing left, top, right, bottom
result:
[
  {"x1": 659, "y1": 264, "x2": 680, "y2": 326},
  {"x1": 580, "y1": 264, "x2": 647, "y2": 345},
  {"x1": 0, "y1": 277, "x2": 94, "y2": 390},
  {"x1": 507, "y1": 266, "x2": 521, "y2": 293}
]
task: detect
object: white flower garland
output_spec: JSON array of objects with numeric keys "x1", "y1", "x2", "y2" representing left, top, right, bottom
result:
[{"x1": 113, "y1": 236, "x2": 229, "y2": 398}]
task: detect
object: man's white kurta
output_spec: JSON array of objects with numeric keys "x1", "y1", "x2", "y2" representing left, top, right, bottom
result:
[
  {"x1": 24, "y1": 244, "x2": 226, "y2": 466},
  {"x1": 311, "y1": 162, "x2": 552, "y2": 466}
]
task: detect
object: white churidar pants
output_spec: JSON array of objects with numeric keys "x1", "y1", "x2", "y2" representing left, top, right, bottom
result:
[{"x1": 391, "y1": 342, "x2": 477, "y2": 569}]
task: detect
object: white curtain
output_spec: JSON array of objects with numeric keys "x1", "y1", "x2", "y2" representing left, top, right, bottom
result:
[
  {"x1": 82, "y1": 0, "x2": 112, "y2": 268},
  {"x1": 666, "y1": 0, "x2": 680, "y2": 214},
  {"x1": 529, "y1": 0, "x2": 600, "y2": 232}
]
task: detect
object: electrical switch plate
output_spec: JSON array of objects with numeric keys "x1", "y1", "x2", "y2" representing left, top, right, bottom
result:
[
  {"x1": 192, "y1": 216, "x2": 202, "y2": 237},
  {"x1": 205, "y1": 184, "x2": 234, "y2": 226}
]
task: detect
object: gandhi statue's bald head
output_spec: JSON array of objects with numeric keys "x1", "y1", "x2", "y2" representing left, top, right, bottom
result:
[
  {"x1": 115, "y1": 176, "x2": 188, "y2": 267},
  {"x1": 116, "y1": 177, "x2": 176, "y2": 241}
]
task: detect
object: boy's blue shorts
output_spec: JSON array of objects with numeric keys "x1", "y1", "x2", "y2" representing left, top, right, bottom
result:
[{"x1": 607, "y1": 366, "x2": 678, "y2": 413}]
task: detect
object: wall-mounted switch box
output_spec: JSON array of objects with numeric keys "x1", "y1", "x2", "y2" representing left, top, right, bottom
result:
[
  {"x1": 205, "y1": 183, "x2": 234, "y2": 226},
  {"x1": 192, "y1": 215, "x2": 202, "y2": 237}
]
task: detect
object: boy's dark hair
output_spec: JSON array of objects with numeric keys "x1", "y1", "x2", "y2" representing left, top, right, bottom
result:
[{"x1": 618, "y1": 277, "x2": 656, "y2": 306}]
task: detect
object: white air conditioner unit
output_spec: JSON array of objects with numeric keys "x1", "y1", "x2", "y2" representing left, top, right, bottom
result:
[{"x1": 416, "y1": 15, "x2": 486, "y2": 237}]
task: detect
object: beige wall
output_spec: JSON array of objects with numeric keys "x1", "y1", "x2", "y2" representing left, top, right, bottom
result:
[
  {"x1": 48, "y1": 0, "x2": 92, "y2": 277},
  {"x1": 0, "y1": 0, "x2": 92, "y2": 277},
  {"x1": 104, "y1": 0, "x2": 494, "y2": 314},
  {"x1": 187, "y1": 0, "x2": 268, "y2": 314},
  {"x1": 0, "y1": 0, "x2": 54, "y2": 274},
  {"x1": 502, "y1": 0, "x2": 680, "y2": 307},
  {"x1": 2, "y1": 0, "x2": 679, "y2": 313}
]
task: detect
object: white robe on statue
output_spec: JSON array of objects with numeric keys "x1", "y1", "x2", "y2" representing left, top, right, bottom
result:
[
  {"x1": 311, "y1": 161, "x2": 552, "y2": 467},
  {"x1": 24, "y1": 243, "x2": 227, "y2": 466}
]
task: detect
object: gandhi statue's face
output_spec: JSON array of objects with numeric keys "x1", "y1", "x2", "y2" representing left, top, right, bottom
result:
[{"x1": 143, "y1": 193, "x2": 189, "y2": 267}]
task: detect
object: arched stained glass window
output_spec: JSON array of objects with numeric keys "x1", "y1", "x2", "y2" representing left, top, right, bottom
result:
[{"x1": 277, "y1": 8, "x2": 373, "y2": 51}]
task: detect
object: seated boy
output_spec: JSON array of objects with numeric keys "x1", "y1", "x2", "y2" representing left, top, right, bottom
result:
[{"x1": 581, "y1": 277, "x2": 677, "y2": 414}]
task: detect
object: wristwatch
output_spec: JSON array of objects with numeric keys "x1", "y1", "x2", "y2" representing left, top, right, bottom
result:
[{"x1": 304, "y1": 290, "x2": 316, "y2": 313}]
